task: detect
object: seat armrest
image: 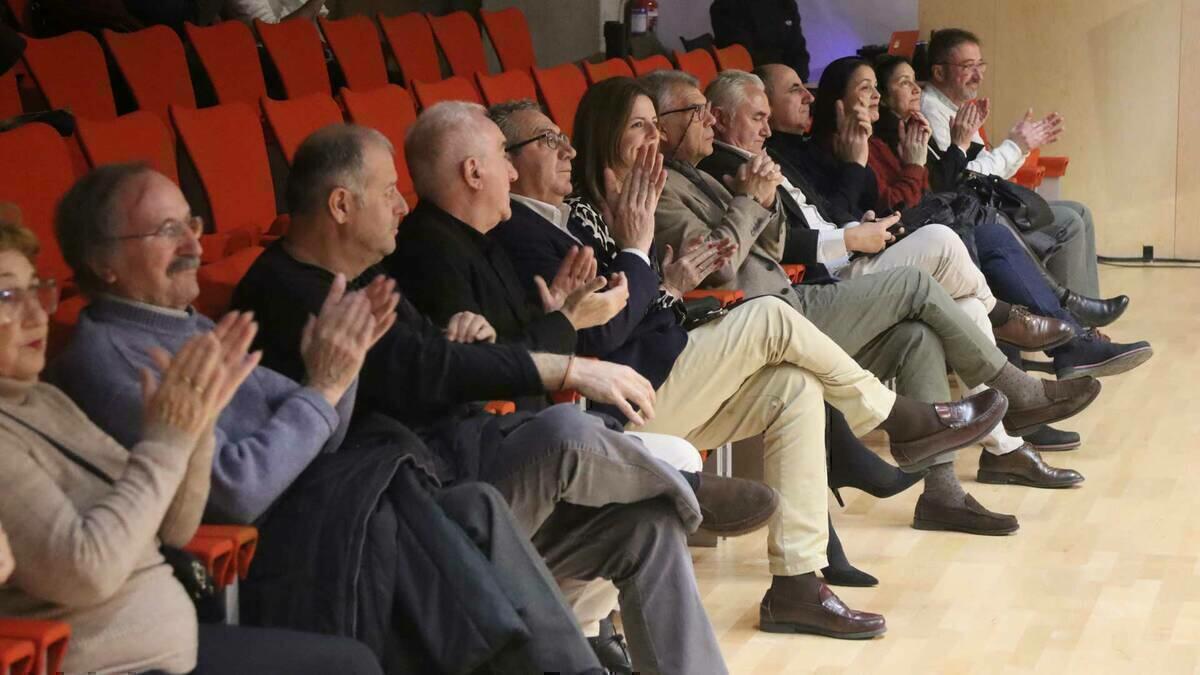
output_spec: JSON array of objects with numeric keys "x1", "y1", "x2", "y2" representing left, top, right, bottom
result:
[
  {"x1": 484, "y1": 401, "x2": 516, "y2": 415},
  {"x1": 684, "y1": 289, "x2": 744, "y2": 307},
  {"x1": 782, "y1": 264, "x2": 806, "y2": 284},
  {"x1": 195, "y1": 525, "x2": 259, "y2": 581},
  {"x1": 1038, "y1": 156, "x2": 1069, "y2": 177},
  {"x1": 183, "y1": 535, "x2": 236, "y2": 588},
  {"x1": 0, "y1": 619, "x2": 70, "y2": 675}
]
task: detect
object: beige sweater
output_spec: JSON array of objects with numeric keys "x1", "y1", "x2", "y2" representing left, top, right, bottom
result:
[{"x1": 0, "y1": 376, "x2": 213, "y2": 674}]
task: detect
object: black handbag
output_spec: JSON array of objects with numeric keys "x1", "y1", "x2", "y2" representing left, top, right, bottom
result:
[
  {"x1": 958, "y1": 170, "x2": 1054, "y2": 232},
  {"x1": 0, "y1": 407, "x2": 223, "y2": 621},
  {"x1": 899, "y1": 190, "x2": 996, "y2": 265}
]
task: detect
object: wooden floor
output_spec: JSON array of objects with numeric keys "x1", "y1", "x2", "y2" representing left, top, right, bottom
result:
[{"x1": 692, "y1": 266, "x2": 1200, "y2": 674}]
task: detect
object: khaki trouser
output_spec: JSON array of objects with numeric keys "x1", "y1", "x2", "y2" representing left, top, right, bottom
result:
[{"x1": 630, "y1": 296, "x2": 896, "y2": 576}]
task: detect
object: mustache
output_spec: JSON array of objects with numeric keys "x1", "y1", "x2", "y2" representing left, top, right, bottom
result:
[{"x1": 167, "y1": 255, "x2": 201, "y2": 274}]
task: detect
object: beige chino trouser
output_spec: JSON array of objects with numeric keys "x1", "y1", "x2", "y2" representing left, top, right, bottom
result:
[{"x1": 630, "y1": 296, "x2": 896, "y2": 576}]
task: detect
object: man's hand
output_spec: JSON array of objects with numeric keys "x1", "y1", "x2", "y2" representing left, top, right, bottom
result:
[
  {"x1": 444, "y1": 312, "x2": 497, "y2": 344},
  {"x1": 843, "y1": 211, "x2": 902, "y2": 254},
  {"x1": 831, "y1": 99, "x2": 872, "y2": 166},
  {"x1": 301, "y1": 274, "x2": 378, "y2": 406},
  {"x1": 1008, "y1": 108, "x2": 1064, "y2": 154},
  {"x1": 950, "y1": 98, "x2": 987, "y2": 150},
  {"x1": 723, "y1": 152, "x2": 782, "y2": 208},
  {"x1": 564, "y1": 358, "x2": 657, "y2": 426},
  {"x1": 602, "y1": 143, "x2": 666, "y2": 252},
  {"x1": 535, "y1": 246, "x2": 598, "y2": 313},
  {"x1": 360, "y1": 275, "x2": 400, "y2": 347},
  {"x1": 558, "y1": 273, "x2": 629, "y2": 330},
  {"x1": 661, "y1": 236, "x2": 736, "y2": 297}
]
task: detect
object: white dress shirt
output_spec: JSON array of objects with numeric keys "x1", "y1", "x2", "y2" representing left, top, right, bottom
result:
[{"x1": 921, "y1": 84, "x2": 1027, "y2": 180}]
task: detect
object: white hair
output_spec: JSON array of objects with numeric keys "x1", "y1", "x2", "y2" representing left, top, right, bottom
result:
[
  {"x1": 405, "y1": 100, "x2": 491, "y2": 199},
  {"x1": 639, "y1": 70, "x2": 700, "y2": 112},
  {"x1": 706, "y1": 70, "x2": 765, "y2": 114}
]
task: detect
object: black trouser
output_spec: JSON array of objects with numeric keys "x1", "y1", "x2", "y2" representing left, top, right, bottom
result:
[{"x1": 148, "y1": 625, "x2": 381, "y2": 675}]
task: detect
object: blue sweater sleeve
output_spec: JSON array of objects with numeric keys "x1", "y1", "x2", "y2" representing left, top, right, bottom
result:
[{"x1": 575, "y1": 251, "x2": 661, "y2": 357}]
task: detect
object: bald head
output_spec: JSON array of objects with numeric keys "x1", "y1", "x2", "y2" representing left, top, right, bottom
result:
[{"x1": 753, "y1": 63, "x2": 812, "y2": 134}]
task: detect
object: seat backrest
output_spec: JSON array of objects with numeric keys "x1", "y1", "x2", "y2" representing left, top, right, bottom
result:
[
  {"x1": 378, "y1": 12, "x2": 443, "y2": 86},
  {"x1": 339, "y1": 84, "x2": 418, "y2": 205},
  {"x1": 170, "y1": 102, "x2": 276, "y2": 236},
  {"x1": 680, "y1": 33, "x2": 714, "y2": 53},
  {"x1": 0, "y1": 69, "x2": 19, "y2": 118},
  {"x1": 254, "y1": 18, "x2": 331, "y2": 99},
  {"x1": 76, "y1": 111, "x2": 178, "y2": 183},
  {"x1": 3, "y1": 0, "x2": 32, "y2": 32},
  {"x1": 102, "y1": 26, "x2": 196, "y2": 125},
  {"x1": 261, "y1": 93, "x2": 345, "y2": 164},
  {"x1": 184, "y1": 21, "x2": 268, "y2": 106},
  {"x1": 713, "y1": 44, "x2": 753, "y2": 72},
  {"x1": 475, "y1": 69, "x2": 537, "y2": 107},
  {"x1": 319, "y1": 16, "x2": 389, "y2": 92},
  {"x1": 887, "y1": 30, "x2": 919, "y2": 58},
  {"x1": 426, "y1": 11, "x2": 489, "y2": 79},
  {"x1": 674, "y1": 49, "x2": 717, "y2": 89},
  {"x1": 480, "y1": 7, "x2": 536, "y2": 71},
  {"x1": 582, "y1": 57, "x2": 633, "y2": 85},
  {"x1": 626, "y1": 54, "x2": 673, "y2": 77},
  {"x1": 0, "y1": 123, "x2": 76, "y2": 281},
  {"x1": 531, "y1": 63, "x2": 587, "y2": 138},
  {"x1": 412, "y1": 75, "x2": 482, "y2": 109},
  {"x1": 21, "y1": 32, "x2": 117, "y2": 120}
]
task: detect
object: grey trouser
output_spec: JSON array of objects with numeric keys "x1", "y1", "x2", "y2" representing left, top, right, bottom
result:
[
  {"x1": 477, "y1": 405, "x2": 724, "y2": 675},
  {"x1": 1045, "y1": 200, "x2": 1101, "y2": 298}
]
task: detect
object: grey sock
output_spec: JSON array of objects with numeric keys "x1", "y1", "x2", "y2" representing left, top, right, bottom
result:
[
  {"x1": 921, "y1": 463, "x2": 967, "y2": 504},
  {"x1": 985, "y1": 362, "x2": 1050, "y2": 410}
]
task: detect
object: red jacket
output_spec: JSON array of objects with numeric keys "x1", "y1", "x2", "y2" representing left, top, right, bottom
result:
[{"x1": 867, "y1": 136, "x2": 929, "y2": 213}]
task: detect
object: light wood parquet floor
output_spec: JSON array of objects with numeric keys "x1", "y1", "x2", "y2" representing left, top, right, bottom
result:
[{"x1": 691, "y1": 266, "x2": 1200, "y2": 674}]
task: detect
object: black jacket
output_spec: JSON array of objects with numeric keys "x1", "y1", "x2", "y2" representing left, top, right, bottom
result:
[
  {"x1": 710, "y1": 0, "x2": 809, "y2": 81},
  {"x1": 765, "y1": 130, "x2": 877, "y2": 223},
  {"x1": 490, "y1": 199, "x2": 687, "y2": 423},
  {"x1": 698, "y1": 143, "x2": 835, "y2": 284},
  {"x1": 925, "y1": 141, "x2": 979, "y2": 192}
]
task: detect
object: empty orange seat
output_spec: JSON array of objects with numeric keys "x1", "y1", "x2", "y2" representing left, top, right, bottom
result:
[
  {"x1": 480, "y1": 7, "x2": 536, "y2": 72},
  {"x1": 0, "y1": 70, "x2": 19, "y2": 118},
  {"x1": 340, "y1": 85, "x2": 419, "y2": 206},
  {"x1": 582, "y1": 58, "x2": 634, "y2": 85},
  {"x1": 102, "y1": 26, "x2": 196, "y2": 125},
  {"x1": 261, "y1": 93, "x2": 345, "y2": 164},
  {"x1": 532, "y1": 63, "x2": 587, "y2": 137},
  {"x1": 195, "y1": 246, "x2": 266, "y2": 320},
  {"x1": 255, "y1": 18, "x2": 331, "y2": 99},
  {"x1": 674, "y1": 49, "x2": 718, "y2": 89},
  {"x1": 319, "y1": 16, "x2": 389, "y2": 92},
  {"x1": 76, "y1": 112, "x2": 178, "y2": 183},
  {"x1": 0, "y1": 123, "x2": 76, "y2": 283},
  {"x1": 626, "y1": 54, "x2": 673, "y2": 77},
  {"x1": 21, "y1": 32, "x2": 117, "y2": 120},
  {"x1": 427, "y1": 11, "x2": 489, "y2": 79},
  {"x1": 379, "y1": 12, "x2": 443, "y2": 86},
  {"x1": 0, "y1": 620, "x2": 70, "y2": 675},
  {"x1": 475, "y1": 69, "x2": 537, "y2": 107},
  {"x1": 185, "y1": 20, "x2": 268, "y2": 106},
  {"x1": 412, "y1": 75, "x2": 482, "y2": 109},
  {"x1": 713, "y1": 43, "x2": 753, "y2": 71}
]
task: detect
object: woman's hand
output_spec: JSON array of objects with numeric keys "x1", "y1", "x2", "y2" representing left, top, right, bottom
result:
[
  {"x1": 898, "y1": 112, "x2": 933, "y2": 166},
  {"x1": 602, "y1": 143, "x2": 666, "y2": 252}
]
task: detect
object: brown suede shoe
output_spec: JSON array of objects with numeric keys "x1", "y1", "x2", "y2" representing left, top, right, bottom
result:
[
  {"x1": 976, "y1": 444, "x2": 1084, "y2": 488},
  {"x1": 695, "y1": 475, "x2": 779, "y2": 537},
  {"x1": 889, "y1": 389, "x2": 1008, "y2": 472},
  {"x1": 994, "y1": 305, "x2": 1075, "y2": 351},
  {"x1": 759, "y1": 583, "x2": 886, "y2": 639},
  {"x1": 1003, "y1": 376, "x2": 1101, "y2": 436},
  {"x1": 912, "y1": 493, "x2": 1019, "y2": 535}
]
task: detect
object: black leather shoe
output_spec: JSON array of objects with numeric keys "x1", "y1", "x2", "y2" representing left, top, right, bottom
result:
[
  {"x1": 588, "y1": 617, "x2": 632, "y2": 674},
  {"x1": 1024, "y1": 425, "x2": 1081, "y2": 452},
  {"x1": 1061, "y1": 290, "x2": 1129, "y2": 328}
]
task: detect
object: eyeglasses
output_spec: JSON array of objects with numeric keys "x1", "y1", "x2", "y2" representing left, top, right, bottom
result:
[
  {"x1": 506, "y1": 130, "x2": 572, "y2": 153},
  {"x1": 659, "y1": 101, "x2": 712, "y2": 123},
  {"x1": 938, "y1": 60, "x2": 988, "y2": 75},
  {"x1": 0, "y1": 278, "x2": 59, "y2": 319},
  {"x1": 104, "y1": 215, "x2": 204, "y2": 243}
]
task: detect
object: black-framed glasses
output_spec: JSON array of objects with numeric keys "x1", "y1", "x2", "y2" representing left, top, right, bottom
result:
[
  {"x1": 937, "y1": 61, "x2": 988, "y2": 74},
  {"x1": 506, "y1": 130, "x2": 572, "y2": 153},
  {"x1": 0, "y1": 278, "x2": 59, "y2": 318},
  {"x1": 104, "y1": 215, "x2": 204, "y2": 243},
  {"x1": 659, "y1": 101, "x2": 712, "y2": 123}
]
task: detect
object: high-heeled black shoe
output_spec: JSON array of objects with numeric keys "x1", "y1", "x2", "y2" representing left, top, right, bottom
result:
[
  {"x1": 827, "y1": 407, "x2": 926, "y2": 507},
  {"x1": 823, "y1": 516, "x2": 879, "y2": 587}
]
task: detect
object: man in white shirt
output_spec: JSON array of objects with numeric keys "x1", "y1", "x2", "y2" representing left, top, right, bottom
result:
[{"x1": 920, "y1": 28, "x2": 1129, "y2": 329}]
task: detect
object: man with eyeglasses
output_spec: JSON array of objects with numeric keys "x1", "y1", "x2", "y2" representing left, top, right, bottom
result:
[{"x1": 922, "y1": 28, "x2": 1129, "y2": 328}]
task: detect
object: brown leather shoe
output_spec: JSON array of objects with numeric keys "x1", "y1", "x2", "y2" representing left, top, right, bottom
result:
[
  {"x1": 1003, "y1": 376, "x2": 1101, "y2": 436},
  {"x1": 889, "y1": 389, "x2": 1008, "y2": 472},
  {"x1": 976, "y1": 444, "x2": 1084, "y2": 488},
  {"x1": 994, "y1": 305, "x2": 1075, "y2": 351},
  {"x1": 695, "y1": 474, "x2": 779, "y2": 537},
  {"x1": 759, "y1": 583, "x2": 886, "y2": 639},
  {"x1": 912, "y1": 493, "x2": 1019, "y2": 535}
]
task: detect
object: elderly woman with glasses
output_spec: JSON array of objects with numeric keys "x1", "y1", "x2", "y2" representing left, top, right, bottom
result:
[{"x1": 0, "y1": 210, "x2": 382, "y2": 674}]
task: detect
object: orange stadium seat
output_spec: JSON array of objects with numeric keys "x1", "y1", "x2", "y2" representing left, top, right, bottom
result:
[
  {"x1": 339, "y1": 84, "x2": 419, "y2": 206},
  {"x1": 674, "y1": 48, "x2": 718, "y2": 89},
  {"x1": 319, "y1": 16, "x2": 389, "y2": 92},
  {"x1": 0, "y1": 123, "x2": 76, "y2": 283},
  {"x1": 76, "y1": 112, "x2": 178, "y2": 182},
  {"x1": 427, "y1": 11, "x2": 489, "y2": 80},
  {"x1": 255, "y1": 18, "x2": 331, "y2": 99},
  {"x1": 21, "y1": 32, "x2": 117, "y2": 120},
  {"x1": 480, "y1": 7, "x2": 537, "y2": 72},
  {"x1": 261, "y1": 93, "x2": 345, "y2": 164},
  {"x1": 185, "y1": 21, "x2": 268, "y2": 106},
  {"x1": 378, "y1": 12, "x2": 443, "y2": 86},
  {"x1": 582, "y1": 57, "x2": 634, "y2": 85},
  {"x1": 0, "y1": 620, "x2": 69, "y2": 675},
  {"x1": 626, "y1": 54, "x2": 673, "y2": 77},
  {"x1": 412, "y1": 75, "x2": 482, "y2": 109},
  {"x1": 102, "y1": 26, "x2": 196, "y2": 125},
  {"x1": 532, "y1": 63, "x2": 587, "y2": 137},
  {"x1": 887, "y1": 30, "x2": 919, "y2": 58},
  {"x1": 713, "y1": 43, "x2": 753, "y2": 71},
  {"x1": 475, "y1": 69, "x2": 538, "y2": 106}
]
